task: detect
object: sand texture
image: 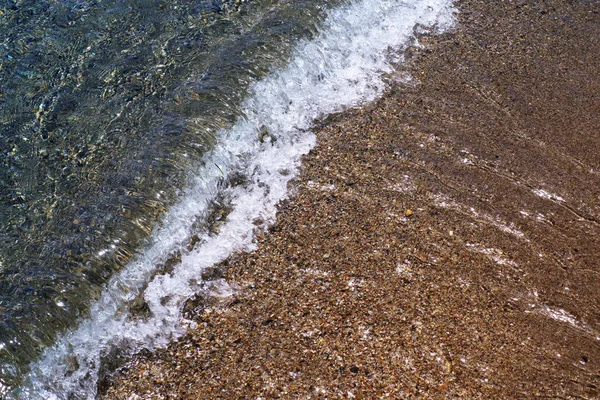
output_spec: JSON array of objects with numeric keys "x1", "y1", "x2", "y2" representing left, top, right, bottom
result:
[{"x1": 103, "y1": 0, "x2": 600, "y2": 398}]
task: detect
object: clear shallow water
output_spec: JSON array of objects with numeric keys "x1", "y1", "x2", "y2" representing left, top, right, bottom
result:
[
  {"x1": 0, "y1": 0, "x2": 338, "y2": 389},
  {"x1": 0, "y1": 0, "x2": 455, "y2": 397}
]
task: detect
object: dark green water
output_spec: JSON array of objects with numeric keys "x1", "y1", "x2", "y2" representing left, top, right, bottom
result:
[{"x1": 0, "y1": 0, "x2": 339, "y2": 390}]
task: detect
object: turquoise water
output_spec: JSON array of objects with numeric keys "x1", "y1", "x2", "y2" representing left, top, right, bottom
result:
[{"x1": 0, "y1": 0, "x2": 456, "y2": 397}]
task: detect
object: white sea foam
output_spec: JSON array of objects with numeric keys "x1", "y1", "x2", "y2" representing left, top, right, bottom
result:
[
  {"x1": 20, "y1": 0, "x2": 456, "y2": 398},
  {"x1": 532, "y1": 188, "x2": 566, "y2": 203}
]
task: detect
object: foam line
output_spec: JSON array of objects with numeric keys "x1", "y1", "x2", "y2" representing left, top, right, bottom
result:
[{"x1": 19, "y1": 1, "x2": 455, "y2": 398}]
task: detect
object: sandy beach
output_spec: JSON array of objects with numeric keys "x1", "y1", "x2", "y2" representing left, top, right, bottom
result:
[{"x1": 103, "y1": 0, "x2": 600, "y2": 398}]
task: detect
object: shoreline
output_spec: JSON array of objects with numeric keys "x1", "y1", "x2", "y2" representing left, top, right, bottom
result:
[{"x1": 104, "y1": 0, "x2": 600, "y2": 398}]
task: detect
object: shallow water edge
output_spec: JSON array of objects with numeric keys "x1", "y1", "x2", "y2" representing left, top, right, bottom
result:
[
  {"x1": 105, "y1": 0, "x2": 600, "y2": 398},
  {"x1": 12, "y1": 0, "x2": 457, "y2": 398}
]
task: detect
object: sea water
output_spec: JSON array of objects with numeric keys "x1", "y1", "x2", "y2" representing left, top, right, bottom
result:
[{"x1": 0, "y1": 0, "x2": 455, "y2": 397}]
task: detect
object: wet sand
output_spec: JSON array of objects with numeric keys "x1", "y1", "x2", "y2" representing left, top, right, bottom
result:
[{"x1": 104, "y1": 0, "x2": 600, "y2": 398}]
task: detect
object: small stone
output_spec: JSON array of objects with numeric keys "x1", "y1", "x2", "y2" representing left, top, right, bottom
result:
[{"x1": 405, "y1": 209, "x2": 413, "y2": 217}]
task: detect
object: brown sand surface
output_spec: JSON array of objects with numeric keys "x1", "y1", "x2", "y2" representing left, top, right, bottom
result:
[{"x1": 104, "y1": 0, "x2": 600, "y2": 398}]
